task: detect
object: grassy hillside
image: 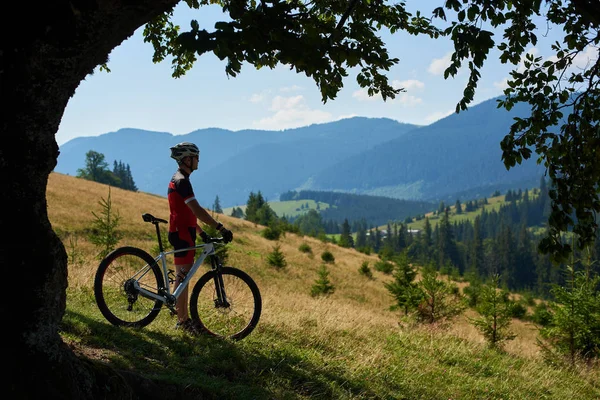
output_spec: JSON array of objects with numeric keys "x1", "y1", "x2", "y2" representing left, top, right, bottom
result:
[
  {"x1": 403, "y1": 189, "x2": 539, "y2": 231},
  {"x1": 49, "y1": 172, "x2": 599, "y2": 399},
  {"x1": 223, "y1": 199, "x2": 331, "y2": 219},
  {"x1": 404, "y1": 195, "x2": 506, "y2": 231}
]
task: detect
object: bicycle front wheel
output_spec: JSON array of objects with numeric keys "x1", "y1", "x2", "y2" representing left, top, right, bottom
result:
[
  {"x1": 190, "y1": 267, "x2": 262, "y2": 340},
  {"x1": 94, "y1": 246, "x2": 164, "y2": 328}
]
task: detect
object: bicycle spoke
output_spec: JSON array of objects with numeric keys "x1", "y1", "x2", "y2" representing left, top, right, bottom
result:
[
  {"x1": 191, "y1": 267, "x2": 261, "y2": 340},
  {"x1": 95, "y1": 247, "x2": 164, "y2": 327}
]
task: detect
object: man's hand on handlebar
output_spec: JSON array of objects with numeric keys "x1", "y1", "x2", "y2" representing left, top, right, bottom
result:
[
  {"x1": 200, "y1": 230, "x2": 210, "y2": 243},
  {"x1": 220, "y1": 228, "x2": 233, "y2": 243}
]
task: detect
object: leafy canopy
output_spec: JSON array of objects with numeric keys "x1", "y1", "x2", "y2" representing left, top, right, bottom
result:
[
  {"x1": 143, "y1": 0, "x2": 440, "y2": 101},
  {"x1": 432, "y1": 0, "x2": 600, "y2": 262},
  {"x1": 144, "y1": 0, "x2": 599, "y2": 262}
]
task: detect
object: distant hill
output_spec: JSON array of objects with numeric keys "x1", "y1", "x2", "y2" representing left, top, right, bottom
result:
[
  {"x1": 56, "y1": 97, "x2": 547, "y2": 209},
  {"x1": 56, "y1": 117, "x2": 419, "y2": 206},
  {"x1": 304, "y1": 97, "x2": 545, "y2": 202}
]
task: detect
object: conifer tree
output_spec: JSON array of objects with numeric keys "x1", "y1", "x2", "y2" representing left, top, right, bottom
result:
[
  {"x1": 311, "y1": 265, "x2": 335, "y2": 297},
  {"x1": 358, "y1": 261, "x2": 373, "y2": 279},
  {"x1": 230, "y1": 206, "x2": 245, "y2": 219},
  {"x1": 436, "y1": 209, "x2": 459, "y2": 270},
  {"x1": 245, "y1": 191, "x2": 263, "y2": 222},
  {"x1": 338, "y1": 218, "x2": 354, "y2": 248},
  {"x1": 112, "y1": 160, "x2": 138, "y2": 191},
  {"x1": 89, "y1": 187, "x2": 122, "y2": 259},
  {"x1": 538, "y1": 251, "x2": 600, "y2": 365},
  {"x1": 467, "y1": 215, "x2": 484, "y2": 278},
  {"x1": 212, "y1": 195, "x2": 223, "y2": 213},
  {"x1": 267, "y1": 244, "x2": 287, "y2": 268},
  {"x1": 384, "y1": 253, "x2": 422, "y2": 315},
  {"x1": 423, "y1": 217, "x2": 433, "y2": 248},
  {"x1": 469, "y1": 274, "x2": 516, "y2": 348},
  {"x1": 355, "y1": 222, "x2": 367, "y2": 249},
  {"x1": 416, "y1": 265, "x2": 465, "y2": 324}
]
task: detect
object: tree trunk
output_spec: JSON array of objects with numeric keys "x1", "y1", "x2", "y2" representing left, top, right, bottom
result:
[{"x1": 3, "y1": 1, "x2": 179, "y2": 398}]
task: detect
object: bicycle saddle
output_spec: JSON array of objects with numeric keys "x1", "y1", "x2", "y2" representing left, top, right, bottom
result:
[{"x1": 142, "y1": 213, "x2": 167, "y2": 224}]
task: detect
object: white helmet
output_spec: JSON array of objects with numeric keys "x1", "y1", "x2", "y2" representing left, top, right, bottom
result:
[{"x1": 170, "y1": 142, "x2": 199, "y2": 163}]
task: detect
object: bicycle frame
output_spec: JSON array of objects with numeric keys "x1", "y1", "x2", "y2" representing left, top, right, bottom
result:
[{"x1": 133, "y1": 242, "x2": 220, "y2": 306}]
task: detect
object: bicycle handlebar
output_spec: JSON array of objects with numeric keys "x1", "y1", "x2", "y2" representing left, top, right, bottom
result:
[
  {"x1": 142, "y1": 213, "x2": 228, "y2": 245},
  {"x1": 204, "y1": 236, "x2": 225, "y2": 244}
]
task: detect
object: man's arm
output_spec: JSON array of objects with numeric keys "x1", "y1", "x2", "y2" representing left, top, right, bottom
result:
[
  {"x1": 187, "y1": 199, "x2": 222, "y2": 230},
  {"x1": 187, "y1": 199, "x2": 233, "y2": 243}
]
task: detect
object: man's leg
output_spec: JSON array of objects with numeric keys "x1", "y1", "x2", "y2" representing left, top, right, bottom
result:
[{"x1": 174, "y1": 263, "x2": 192, "y2": 323}]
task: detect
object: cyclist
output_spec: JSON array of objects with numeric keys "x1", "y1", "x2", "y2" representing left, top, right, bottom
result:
[{"x1": 168, "y1": 142, "x2": 233, "y2": 333}]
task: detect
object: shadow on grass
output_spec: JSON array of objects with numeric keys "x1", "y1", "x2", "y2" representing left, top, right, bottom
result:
[{"x1": 61, "y1": 311, "x2": 380, "y2": 399}]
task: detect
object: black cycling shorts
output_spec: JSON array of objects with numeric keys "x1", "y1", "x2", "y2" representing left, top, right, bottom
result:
[{"x1": 168, "y1": 227, "x2": 196, "y2": 265}]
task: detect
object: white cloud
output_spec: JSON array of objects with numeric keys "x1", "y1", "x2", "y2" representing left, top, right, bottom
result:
[
  {"x1": 249, "y1": 93, "x2": 265, "y2": 103},
  {"x1": 571, "y1": 46, "x2": 599, "y2": 69},
  {"x1": 424, "y1": 109, "x2": 455, "y2": 124},
  {"x1": 493, "y1": 77, "x2": 509, "y2": 90},
  {"x1": 279, "y1": 85, "x2": 303, "y2": 93},
  {"x1": 270, "y1": 95, "x2": 304, "y2": 111},
  {"x1": 428, "y1": 52, "x2": 453, "y2": 75},
  {"x1": 396, "y1": 94, "x2": 423, "y2": 106},
  {"x1": 253, "y1": 95, "x2": 332, "y2": 130},
  {"x1": 352, "y1": 85, "x2": 423, "y2": 105},
  {"x1": 392, "y1": 79, "x2": 425, "y2": 91},
  {"x1": 546, "y1": 45, "x2": 599, "y2": 70},
  {"x1": 352, "y1": 88, "x2": 379, "y2": 101}
]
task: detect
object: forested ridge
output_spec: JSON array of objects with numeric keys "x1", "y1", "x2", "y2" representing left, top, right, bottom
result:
[
  {"x1": 280, "y1": 190, "x2": 437, "y2": 226},
  {"x1": 270, "y1": 179, "x2": 600, "y2": 299},
  {"x1": 352, "y1": 178, "x2": 599, "y2": 298}
]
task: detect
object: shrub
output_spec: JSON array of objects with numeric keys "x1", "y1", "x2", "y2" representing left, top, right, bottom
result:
[
  {"x1": 510, "y1": 302, "x2": 528, "y2": 319},
  {"x1": 521, "y1": 291, "x2": 536, "y2": 307},
  {"x1": 530, "y1": 302, "x2": 553, "y2": 326},
  {"x1": 311, "y1": 265, "x2": 335, "y2": 297},
  {"x1": 374, "y1": 260, "x2": 394, "y2": 274},
  {"x1": 321, "y1": 250, "x2": 335, "y2": 263},
  {"x1": 358, "y1": 261, "x2": 373, "y2": 279},
  {"x1": 262, "y1": 225, "x2": 282, "y2": 240},
  {"x1": 463, "y1": 281, "x2": 482, "y2": 307},
  {"x1": 299, "y1": 243, "x2": 312, "y2": 254},
  {"x1": 356, "y1": 246, "x2": 371, "y2": 255},
  {"x1": 267, "y1": 244, "x2": 287, "y2": 268}
]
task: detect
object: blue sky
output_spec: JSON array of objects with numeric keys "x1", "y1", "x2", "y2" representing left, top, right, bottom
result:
[{"x1": 56, "y1": 2, "x2": 576, "y2": 146}]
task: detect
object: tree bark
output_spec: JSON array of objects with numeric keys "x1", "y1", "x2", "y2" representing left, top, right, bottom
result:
[{"x1": 2, "y1": 1, "x2": 179, "y2": 398}]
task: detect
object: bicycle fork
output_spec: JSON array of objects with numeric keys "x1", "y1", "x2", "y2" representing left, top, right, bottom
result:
[{"x1": 211, "y1": 257, "x2": 230, "y2": 308}]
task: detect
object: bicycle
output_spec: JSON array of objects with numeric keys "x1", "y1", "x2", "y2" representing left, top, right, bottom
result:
[{"x1": 94, "y1": 213, "x2": 262, "y2": 340}]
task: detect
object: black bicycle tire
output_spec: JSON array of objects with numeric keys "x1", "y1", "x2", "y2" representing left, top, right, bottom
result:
[
  {"x1": 189, "y1": 267, "x2": 262, "y2": 340},
  {"x1": 94, "y1": 246, "x2": 164, "y2": 328}
]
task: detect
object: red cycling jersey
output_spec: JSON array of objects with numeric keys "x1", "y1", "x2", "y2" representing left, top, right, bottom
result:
[{"x1": 167, "y1": 169, "x2": 197, "y2": 234}]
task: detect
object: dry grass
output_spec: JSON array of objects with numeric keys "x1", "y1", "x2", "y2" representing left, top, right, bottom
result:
[
  {"x1": 51, "y1": 172, "x2": 600, "y2": 399},
  {"x1": 47, "y1": 172, "x2": 557, "y2": 360}
]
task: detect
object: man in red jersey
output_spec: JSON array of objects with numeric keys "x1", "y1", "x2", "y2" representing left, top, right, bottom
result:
[{"x1": 168, "y1": 142, "x2": 233, "y2": 333}]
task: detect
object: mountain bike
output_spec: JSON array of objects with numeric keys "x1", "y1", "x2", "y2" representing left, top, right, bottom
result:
[{"x1": 94, "y1": 213, "x2": 262, "y2": 340}]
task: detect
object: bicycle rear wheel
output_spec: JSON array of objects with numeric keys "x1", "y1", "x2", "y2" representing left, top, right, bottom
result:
[
  {"x1": 190, "y1": 267, "x2": 262, "y2": 340},
  {"x1": 94, "y1": 246, "x2": 164, "y2": 328}
]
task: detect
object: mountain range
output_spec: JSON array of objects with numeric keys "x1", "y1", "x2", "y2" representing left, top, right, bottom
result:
[{"x1": 55, "y1": 96, "x2": 546, "y2": 208}]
